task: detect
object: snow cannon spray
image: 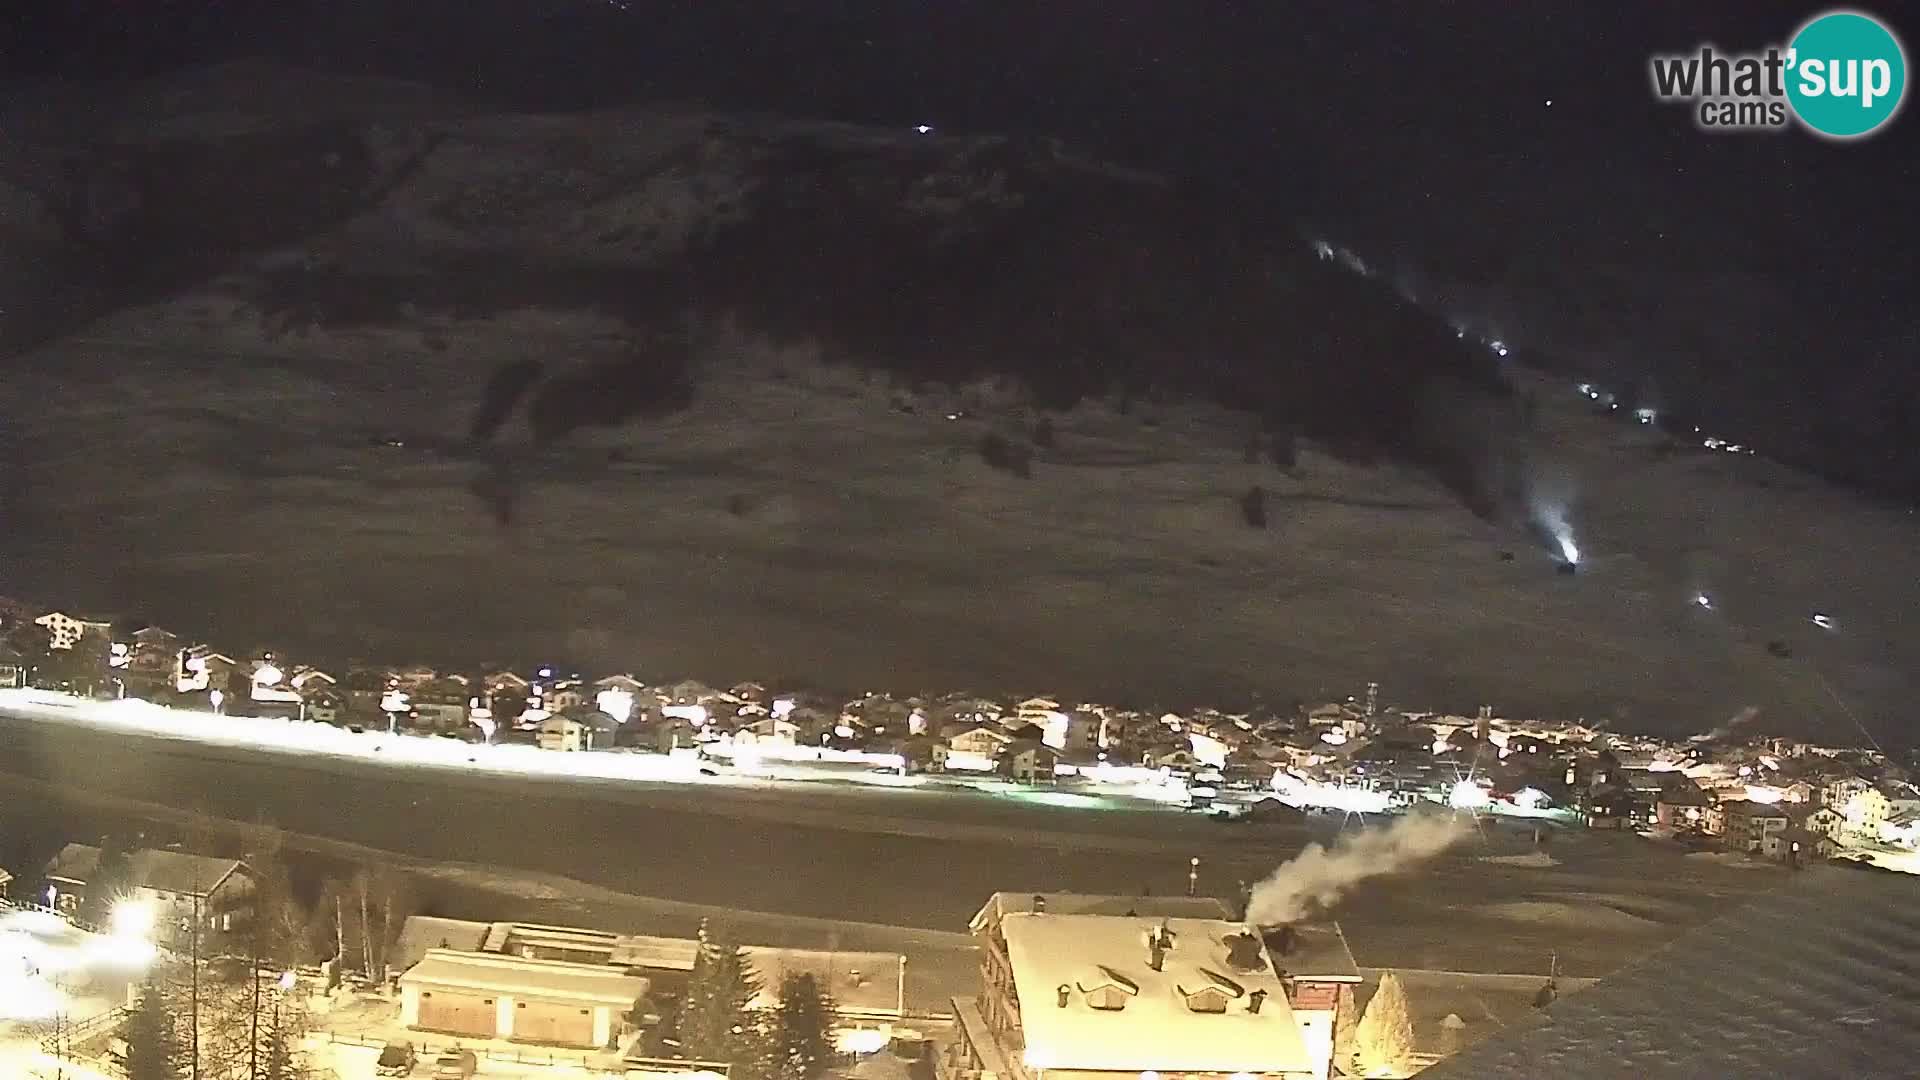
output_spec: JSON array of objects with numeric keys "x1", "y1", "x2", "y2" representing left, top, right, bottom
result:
[
  {"x1": 1533, "y1": 498, "x2": 1579, "y2": 570},
  {"x1": 1243, "y1": 814, "x2": 1466, "y2": 927}
]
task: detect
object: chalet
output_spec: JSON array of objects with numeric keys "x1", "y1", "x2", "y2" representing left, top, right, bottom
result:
[
  {"x1": 1721, "y1": 799, "x2": 1790, "y2": 853},
  {"x1": 586, "y1": 672, "x2": 639, "y2": 694},
  {"x1": 725, "y1": 681, "x2": 769, "y2": 704},
  {"x1": 948, "y1": 722, "x2": 1021, "y2": 757},
  {"x1": 537, "y1": 709, "x2": 619, "y2": 752},
  {"x1": 393, "y1": 665, "x2": 440, "y2": 689},
  {"x1": 732, "y1": 716, "x2": 799, "y2": 748},
  {"x1": 483, "y1": 670, "x2": 532, "y2": 696},
  {"x1": 44, "y1": 843, "x2": 252, "y2": 935},
  {"x1": 1014, "y1": 696, "x2": 1064, "y2": 722},
  {"x1": 1822, "y1": 774, "x2": 1872, "y2": 809},
  {"x1": 1583, "y1": 787, "x2": 1637, "y2": 830},
  {"x1": 1800, "y1": 804, "x2": 1845, "y2": 841},
  {"x1": 410, "y1": 676, "x2": 474, "y2": 730},
  {"x1": 659, "y1": 679, "x2": 716, "y2": 705},
  {"x1": 305, "y1": 691, "x2": 345, "y2": 725},
  {"x1": 124, "y1": 626, "x2": 184, "y2": 696},
  {"x1": 999, "y1": 740, "x2": 1060, "y2": 783},
  {"x1": 1653, "y1": 781, "x2": 1714, "y2": 831},
  {"x1": 290, "y1": 667, "x2": 338, "y2": 695},
  {"x1": 34, "y1": 611, "x2": 113, "y2": 651},
  {"x1": 642, "y1": 714, "x2": 700, "y2": 754}
]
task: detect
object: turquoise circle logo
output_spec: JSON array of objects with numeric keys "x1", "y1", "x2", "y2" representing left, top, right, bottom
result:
[{"x1": 1786, "y1": 10, "x2": 1907, "y2": 138}]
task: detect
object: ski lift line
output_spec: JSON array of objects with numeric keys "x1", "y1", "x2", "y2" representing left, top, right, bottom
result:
[{"x1": 1809, "y1": 664, "x2": 1884, "y2": 756}]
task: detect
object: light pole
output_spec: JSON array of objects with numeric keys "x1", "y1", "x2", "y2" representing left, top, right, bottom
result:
[
  {"x1": 1187, "y1": 857, "x2": 1200, "y2": 897},
  {"x1": 896, "y1": 954, "x2": 907, "y2": 1019}
]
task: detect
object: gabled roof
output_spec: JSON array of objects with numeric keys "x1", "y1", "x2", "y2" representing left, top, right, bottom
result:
[
  {"x1": 1720, "y1": 798, "x2": 1789, "y2": 819},
  {"x1": 949, "y1": 724, "x2": 1012, "y2": 745},
  {"x1": 1417, "y1": 867, "x2": 1920, "y2": 1080},
  {"x1": 46, "y1": 843, "x2": 244, "y2": 896}
]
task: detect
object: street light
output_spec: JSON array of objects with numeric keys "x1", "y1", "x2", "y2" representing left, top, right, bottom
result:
[{"x1": 112, "y1": 899, "x2": 154, "y2": 940}]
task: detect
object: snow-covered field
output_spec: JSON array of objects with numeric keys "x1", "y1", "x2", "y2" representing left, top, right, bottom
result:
[{"x1": 2, "y1": 65, "x2": 1915, "y2": 738}]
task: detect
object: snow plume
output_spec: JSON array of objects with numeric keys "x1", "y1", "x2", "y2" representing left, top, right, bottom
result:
[
  {"x1": 1525, "y1": 464, "x2": 1580, "y2": 565},
  {"x1": 1245, "y1": 815, "x2": 1467, "y2": 926},
  {"x1": 1697, "y1": 706, "x2": 1760, "y2": 743}
]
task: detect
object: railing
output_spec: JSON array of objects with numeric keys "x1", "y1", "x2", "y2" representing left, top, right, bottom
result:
[
  {"x1": 316, "y1": 1031, "x2": 746, "y2": 1076},
  {"x1": 0, "y1": 897, "x2": 105, "y2": 936}
]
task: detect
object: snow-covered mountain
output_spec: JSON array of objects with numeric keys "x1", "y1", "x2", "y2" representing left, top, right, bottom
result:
[{"x1": 1, "y1": 64, "x2": 1914, "y2": 737}]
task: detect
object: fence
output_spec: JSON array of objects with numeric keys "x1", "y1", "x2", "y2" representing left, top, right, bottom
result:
[
  {"x1": 315, "y1": 1031, "x2": 719, "y2": 1071},
  {"x1": 0, "y1": 896, "x2": 105, "y2": 937}
]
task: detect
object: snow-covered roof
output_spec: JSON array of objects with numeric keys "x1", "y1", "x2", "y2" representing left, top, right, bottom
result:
[
  {"x1": 393, "y1": 916, "x2": 492, "y2": 970},
  {"x1": 398, "y1": 948, "x2": 646, "y2": 1007},
  {"x1": 1418, "y1": 867, "x2": 1920, "y2": 1080},
  {"x1": 969, "y1": 892, "x2": 1233, "y2": 933},
  {"x1": 999, "y1": 913, "x2": 1313, "y2": 1074},
  {"x1": 46, "y1": 843, "x2": 243, "y2": 896}
]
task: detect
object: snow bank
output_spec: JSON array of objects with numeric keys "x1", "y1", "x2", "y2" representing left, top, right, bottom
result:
[
  {"x1": 1480, "y1": 901, "x2": 1659, "y2": 933},
  {"x1": 1480, "y1": 852, "x2": 1561, "y2": 868}
]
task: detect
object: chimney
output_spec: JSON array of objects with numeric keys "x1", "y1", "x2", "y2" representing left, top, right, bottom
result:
[
  {"x1": 1033, "y1": 895, "x2": 1047, "y2": 914},
  {"x1": 1248, "y1": 989, "x2": 1267, "y2": 1015},
  {"x1": 1057, "y1": 984, "x2": 1072, "y2": 1008}
]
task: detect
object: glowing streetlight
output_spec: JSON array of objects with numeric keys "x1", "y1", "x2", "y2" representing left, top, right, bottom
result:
[
  {"x1": 253, "y1": 663, "x2": 283, "y2": 687},
  {"x1": 1449, "y1": 779, "x2": 1491, "y2": 809},
  {"x1": 112, "y1": 900, "x2": 154, "y2": 941}
]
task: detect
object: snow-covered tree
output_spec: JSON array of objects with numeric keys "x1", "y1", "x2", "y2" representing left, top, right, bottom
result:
[{"x1": 1355, "y1": 970, "x2": 1415, "y2": 1077}]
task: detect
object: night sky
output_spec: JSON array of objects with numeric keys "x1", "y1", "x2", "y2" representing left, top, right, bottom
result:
[{"x1": 5, "y1": 2, "x2": 1916, "y2": 484}]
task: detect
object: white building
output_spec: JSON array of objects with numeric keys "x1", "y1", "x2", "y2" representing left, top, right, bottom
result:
[
  {"x1": 1843, "y1": 788, "x2": 1893, "y2": 836},
  {"x1": 947, "y1": 896, "x2": 1339, "y2": 1080},
  {"x1": 398, "y1": 948, "x2": 644, "y2": 1049}
]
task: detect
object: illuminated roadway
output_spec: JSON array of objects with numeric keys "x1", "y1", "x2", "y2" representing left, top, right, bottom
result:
[{"x1": 0, "y1": 693, "x2": 1764, "y2": 976}]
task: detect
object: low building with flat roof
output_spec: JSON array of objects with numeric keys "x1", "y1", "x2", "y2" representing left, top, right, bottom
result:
[{"x1": 397, "y1": 948, "x2": 646, "y2": 1050}]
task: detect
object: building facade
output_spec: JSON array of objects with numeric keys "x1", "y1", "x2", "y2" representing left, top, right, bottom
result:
[{"x1": 947, "y1": 893, "x2": 1350, "y2": 1080}]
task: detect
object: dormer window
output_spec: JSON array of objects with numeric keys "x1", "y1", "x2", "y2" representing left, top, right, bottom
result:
[
  {"x1": 1181, "y1": 986, "x2": 1232, "y2": 1014},
  {"x1": 1178, "y1": 969, "x2": 1246, "y2": 1014},
  {"x1": 1076, "y1": 965, "x2": 1141, "y2": 1011}
]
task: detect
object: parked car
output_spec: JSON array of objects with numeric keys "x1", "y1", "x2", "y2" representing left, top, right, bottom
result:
[
  {"x1": 375, "y1": 1041, "x2": 417, "y2": 1075},
  {"x1": 432, "y1": 1047, "x2": 478, "y2": 1079}
]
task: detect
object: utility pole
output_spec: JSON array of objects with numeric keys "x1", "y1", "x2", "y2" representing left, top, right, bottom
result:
[{"x1": 188, "y1": 891, "x2": 202, "y2": 1080}]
